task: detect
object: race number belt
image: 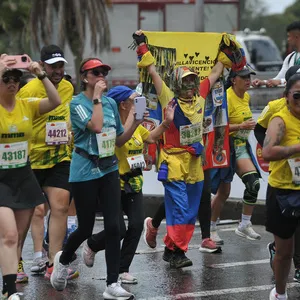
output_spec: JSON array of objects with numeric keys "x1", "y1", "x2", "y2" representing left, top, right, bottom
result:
[
  {"x1": 0, "y1": 141, "x2": 28, "y2": 169},
  {"x1": 96, "y1": 128, "x2": 116, "y2": 158},
  {"x1": 179, "y1": 122, "x2": 202, "y2": 146},
  {"x1": 45, "y1": 122, "x2": 68, "y2": 145}
]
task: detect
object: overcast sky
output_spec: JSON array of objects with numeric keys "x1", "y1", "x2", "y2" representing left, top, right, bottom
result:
[{"x1": 263, "y1": 0, "x2": 296, "y2": 14}]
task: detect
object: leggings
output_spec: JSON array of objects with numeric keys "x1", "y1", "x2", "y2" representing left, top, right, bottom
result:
[
  {"x1": 151, "y1": 169, "x2": 211, "y2": 240},
  {"x1": 59, "y1": 170, "x2": 121, "y2": 285},
  {"x1": 88, "y1": 190, "x2": 144, "y2": 273}
]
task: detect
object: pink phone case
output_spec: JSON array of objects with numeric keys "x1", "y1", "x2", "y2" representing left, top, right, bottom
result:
[{"x1": 6, "y1": 54, "x2": 31, "y2": 69}]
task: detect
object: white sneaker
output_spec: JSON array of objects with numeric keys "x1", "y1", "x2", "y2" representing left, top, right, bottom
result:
[
  {"x1": 103, "y1": 281, "x2": 134, "y2": 299},
  {"x1": 235, "y1": 223, "x2": 261, "y2": 240},
  {"x1": 210, "y1": 229, "x2": 224, "y2": 245},
  {"x1": 7, "y1": 293, "x2": 23, "y2": 300},
  {"x1": 269, "y1": 287, "x2": 288, "y2": 300},
  {"x1": 50, "y1": 251, "x2": 69, "y2": 291},
  {"x1": 82, "y1": 240, "x2": 96, "y2": 268},
  {"x1": 119, "y1": 272, "x2": 138, "y2": 284},
  {"x1": 30, "y1": 256, "x2": 48, "y2": 273}
]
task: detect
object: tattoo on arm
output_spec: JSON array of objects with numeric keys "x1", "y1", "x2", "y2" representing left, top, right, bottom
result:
[{"x1": 275, "y1": 122, "x2": 285, "y2": 145}]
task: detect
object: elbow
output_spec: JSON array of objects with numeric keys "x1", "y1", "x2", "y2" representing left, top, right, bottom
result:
[{"x1": 262, "y1": 148, "x2": 272, "y2": 162}]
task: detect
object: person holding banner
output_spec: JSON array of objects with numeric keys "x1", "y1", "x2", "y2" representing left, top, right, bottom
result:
[
  {"x1": 210, "y1": 66, "x2": 261, "y2": 245},
  {"x1": 131, "y1": 30, "x2": 240, "y2": 268},
  {"x1": 50, "y1": 58, "x2": 142, "y2": 299},
  {"x1": 81, "y1": 85, "x2": 176, "y2": 284},
  {"x1": 262, "y1": 73, "x2": 300, "y2": 300}
]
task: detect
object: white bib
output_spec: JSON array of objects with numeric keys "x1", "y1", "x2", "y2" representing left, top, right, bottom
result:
[
  {"x1": 96, "y1": 128, "x2": 116, "y2": 158},
  {"x1": 0, "y1": 141, "x2": 28, "y2": 169},
  {"x1": 288, "y1": 158, "x2": 300, "y2": 185},
  {"x1": 45, "y1": 122, "x2": 68, "y2": 145},
  {"x1": 127, "y1": 154, "x2": 146, "y2": 170},
  {"x1": 179, "y1": 122, "x2": 202, "y2": 146}
]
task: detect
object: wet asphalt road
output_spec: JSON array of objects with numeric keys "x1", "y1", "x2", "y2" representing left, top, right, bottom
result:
[{"x1": 3, "y1": 220, "x2": 300, "y2": 300}]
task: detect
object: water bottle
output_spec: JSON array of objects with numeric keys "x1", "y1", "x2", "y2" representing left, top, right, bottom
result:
[{"x1": 158, "y1": 160, "x2": 168, "y2": 182}]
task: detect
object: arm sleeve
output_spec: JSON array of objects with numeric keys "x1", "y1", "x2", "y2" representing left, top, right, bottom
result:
[
  {"x1": 157, "y1": 82, "x2": 174, "y2": 109},
  {"x1": 200, "y1": 78, "x2": 211, "y2": 99},
  {"x1": 254, "y1": 123, "x2": 266, "y2": 147},
  {"x1": 26, "y1": 97, "x2": 42, "y2": 119},
  {"x1": 70, "y1": 102, "x2": 92, "y2": 131},
  {"x1": 273, "y1": 54, "x2": 291, "y2": 80},
  {"x1": 139, "y1": 125, "x2": 151, "y2": 142}
]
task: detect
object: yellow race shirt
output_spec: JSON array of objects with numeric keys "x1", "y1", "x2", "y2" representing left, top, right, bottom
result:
[
  {"x1": 157, "y1": 82, "x2": 205, "y2": 183},
  {"x1": 115, "y1": 125, "x2": 150, "y2": 190},
  {"x1": 0, "y1": 98, "x2": 41, "y2": 169},
  {"x1": 257, "y1": 97, "x2": 286, "y2": 128},
  {"x1": 17, "y1": 78, "x2": 74, "y2": 169},
  {"x1": 269, "y1": 106, "x2": 300, "y2": 190},
  {"x1": 227, "y1": 86, "x2": 252, "y2": 145}
]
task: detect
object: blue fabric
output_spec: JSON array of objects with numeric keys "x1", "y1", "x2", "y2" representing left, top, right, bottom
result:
[
  {"x1": 106, "y1": 86, "x2": 135, "y2": 104},
  {"x1": 163, "y1": 180, "x2": 203, "y2": 226},
  {"x1": 69, "y1": 92, "x2": 124, "y2": 182}
]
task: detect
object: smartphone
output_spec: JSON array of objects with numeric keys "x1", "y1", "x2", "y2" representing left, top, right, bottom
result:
[
  {"x1": 6, "y1": 54, "x2": 32, "y2": 69},
  {"x1": 134, "y1": 96, "x2": 147, "y2": 120}
]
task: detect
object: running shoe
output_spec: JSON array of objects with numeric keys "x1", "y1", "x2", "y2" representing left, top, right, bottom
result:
[
  {"x1": 269, "y1": 287, "x2": 288, "y2": 299},
  {"x1": 82, "y1": 240, "x2": 96, "y2": 268},
  {"x1": 210, "y1": 229, "x2": 224, "y2": 245},
  {"x1": 45, "y1": 264, "x2": 79, "y2": 281},
  {"x1": 235, "y1": 223, "x2": 261, "y2": 240},
  {"x1": 103, "y1": 281, "x2": 134, "y2": 300},
  {"x1": 143, "y1": 217, "x2": 158, "y2": 249},
  {"x1": 267, "y1": 242, "x2": 276, "y2": 270},
  {"x1": 199, "y1": 238, "x2": 222, "y2": 253},
  {"x1": 294, "y1": 269, "x2": 300, "y2": 283},
  {"x1": 16, "y1": 260, "x2": 28, "y2": 283},
  {"x1": 119, "y1": 272, "x2": 138, "y2": 284},
  {"x1": 50, "y1": 251, "x2": 68, "y2": 291}
]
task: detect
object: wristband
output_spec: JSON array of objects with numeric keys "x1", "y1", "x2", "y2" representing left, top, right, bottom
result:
[
  {"x1": 280, "y1": 78, "x2": 285, "y2": 85},
  {"x1": 162, "y1": 122, "x2": 170, "y2": 129},
  {"x1": 37, "y1": 71, "x2": 47, "y2": 80},
  {"x1": 137, "y1": 44, "x2": 149, "y2": 56}
]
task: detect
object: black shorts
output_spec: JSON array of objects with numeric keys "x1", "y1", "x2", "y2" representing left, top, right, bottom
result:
[
  {"x1": 0, "y1": 164, "x2": 46, "y2": 210},
  {"x1": 265, "y1": 184, "x2": 300, "y2": 239},
  {"x1": 33, "y1": 161, "x2": 71, "y2": 192}
]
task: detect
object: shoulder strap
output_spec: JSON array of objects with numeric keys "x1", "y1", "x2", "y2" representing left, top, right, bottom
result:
[{"x1": 288, "y1": 51, "x2": 296, "y2": 64}]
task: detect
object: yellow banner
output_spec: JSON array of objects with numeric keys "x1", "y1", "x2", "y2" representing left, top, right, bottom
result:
[{"x1": 143, "y1": 31, "x2": 223, "y2": 80}]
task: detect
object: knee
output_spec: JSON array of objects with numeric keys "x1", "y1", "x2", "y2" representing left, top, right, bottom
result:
[
  {"x1": 242, "y1": 172, "x2": 260, "y2": 205},
  {"x1": 50, "y1": 202, "x2": 69, "y2": 216},
  {"x1": 1, "y1": 230, "x2": 18, "y2": 248},
  {"x1": 34, "y1": 205, "x2": 45, "y2": 219}
]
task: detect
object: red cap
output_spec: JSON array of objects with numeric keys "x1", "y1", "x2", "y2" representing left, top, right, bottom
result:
[{"x1": 81, "y1": 59, "x2": 111, "y2": 72}]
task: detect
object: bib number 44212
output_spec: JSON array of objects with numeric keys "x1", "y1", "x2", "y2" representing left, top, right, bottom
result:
[{"x1": 45, "y1": 122, "x2": 68, "y2": 145}]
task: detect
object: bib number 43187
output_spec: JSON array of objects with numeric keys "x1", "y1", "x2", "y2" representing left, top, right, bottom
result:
[{"x1": 0, "y1": 141, "x2": 28, "y2": 169}]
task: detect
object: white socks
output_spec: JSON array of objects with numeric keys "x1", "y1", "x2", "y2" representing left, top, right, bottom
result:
[
  {"x1": 240, "y1": 214, "x2": 251, "y2": 227},
  {"x1": 67, "y1": 216, "x2": 77, "y2": 229},
  {"x1": 34, "y1": 251, "x2": 43, "y2": 260}
]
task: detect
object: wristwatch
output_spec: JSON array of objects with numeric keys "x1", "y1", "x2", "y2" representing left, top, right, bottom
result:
[
  {"x1": 37, "y1": 71, "x2": 47, "y2": 80},
  {"x1": 93, "y1": 98, "x2": 102, "y2": 105}
]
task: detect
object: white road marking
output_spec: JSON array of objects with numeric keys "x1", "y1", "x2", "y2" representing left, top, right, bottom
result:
[
  {"x1": 209, "y1": 259, "x2": 269, "y2": 268},
  {"x1": 137, "y1": 282, "x2": 300, "y2": 299}
]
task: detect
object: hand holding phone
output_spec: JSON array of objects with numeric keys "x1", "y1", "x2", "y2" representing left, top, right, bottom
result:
[
  {"x1": 5, "y1": 54, "x2": 32, "y2": 69},
  {"x1": 134, "y1": 96, "x2": 147, "y2": 120}
]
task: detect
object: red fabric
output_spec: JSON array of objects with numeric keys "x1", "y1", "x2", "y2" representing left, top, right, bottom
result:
[
  {"x1": 164, "y1": 224, "x2": 195, "y2": 252},
  {"x1": 81, "y1": 59, "x2": 111, "y2": 72},
  {"x1": 200, "y1": 78, "x2": 211, "y2": 99},
  {"x1": 137, "y1": 44, "x2": 149, "y2": 56}
]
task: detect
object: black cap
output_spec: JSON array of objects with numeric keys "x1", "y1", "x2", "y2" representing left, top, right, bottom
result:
[
  {"x1": 3, "y1": 69, "x2": 23, "y2": 78},
  {"x1": 231, "y1": 66, "x2": 256, "y2": 78},
  {"x1": 285, "y1": 65, "x2": 300, "y2": 81},
  {"x1": 40, "y1": 45, "x2": 68, "y2": 64}
]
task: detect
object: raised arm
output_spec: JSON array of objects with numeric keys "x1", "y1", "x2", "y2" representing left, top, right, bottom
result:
[
  {"x1": 28, "y1": 62, "x2": 61, "y2": 115},
  {"x1": 208, "y1": 61, "x2": 224, "y2": 88}
]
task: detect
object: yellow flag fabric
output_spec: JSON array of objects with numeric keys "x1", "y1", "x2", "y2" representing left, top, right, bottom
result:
[{"x1": 143, "y1": 31, "x2": 223, "y2": 80}]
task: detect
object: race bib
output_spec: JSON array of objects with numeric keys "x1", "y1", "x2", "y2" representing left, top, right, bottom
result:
[
  {"x1": 288, "y1": 158, "x2": 300, "y2": 185},
  {"x1": 179, "y1": 122, "x2": 202, "y2": 146},
  {"x1": 212, "y1": 80, "x2": 224, "y2": 106},
  {"x1": 0, "y1": 141, "x2": 28, "y2": 169},
  {"x1": 127, "y1": 154, "x2": 146, "y2": 170},
  {"x1": 45, "y1": 122, "x2": 68, "y2": 145},
  {"x1": 96, "y1": 128, "x2": 116, "y2": 158}
]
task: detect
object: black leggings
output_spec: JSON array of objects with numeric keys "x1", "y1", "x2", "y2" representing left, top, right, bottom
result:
[
  {"x1": 59, "y1": 170, "x2": 121, "y2": 285},
  {"x1": 151, "y1": 169, "x2": 212, "y2": 239},
  {"x1": 88, "y1": 190, "x2": 144, "y2": 273}
]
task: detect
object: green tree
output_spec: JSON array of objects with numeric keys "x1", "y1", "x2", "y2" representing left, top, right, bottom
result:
[
  {"x1": 0, "y1": 0, "x2": 31, "y2": 54},
  {"x1": 28, "y1": 0, "x2": 111, "y2": 87}
]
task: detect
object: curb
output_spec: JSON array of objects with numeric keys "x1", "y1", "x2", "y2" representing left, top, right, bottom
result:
[{"x1": 143, "y1": 195, "x2": 266, "y2": 226}]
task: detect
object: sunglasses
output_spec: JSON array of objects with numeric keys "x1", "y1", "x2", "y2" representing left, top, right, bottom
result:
[
  {"x1": 2, "y1": 76, "x2": 20, "y2": 84},
  {"x1": 291, "y1": 91, "x2": 300, "y2": 100},
  {"x1": 90, "y1": 68, "x2": 108, "y2": 77}
]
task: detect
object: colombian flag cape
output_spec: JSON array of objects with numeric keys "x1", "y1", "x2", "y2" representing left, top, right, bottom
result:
[{"x1": 140, "y1": 31, "x2": 233, "y2": 171}]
